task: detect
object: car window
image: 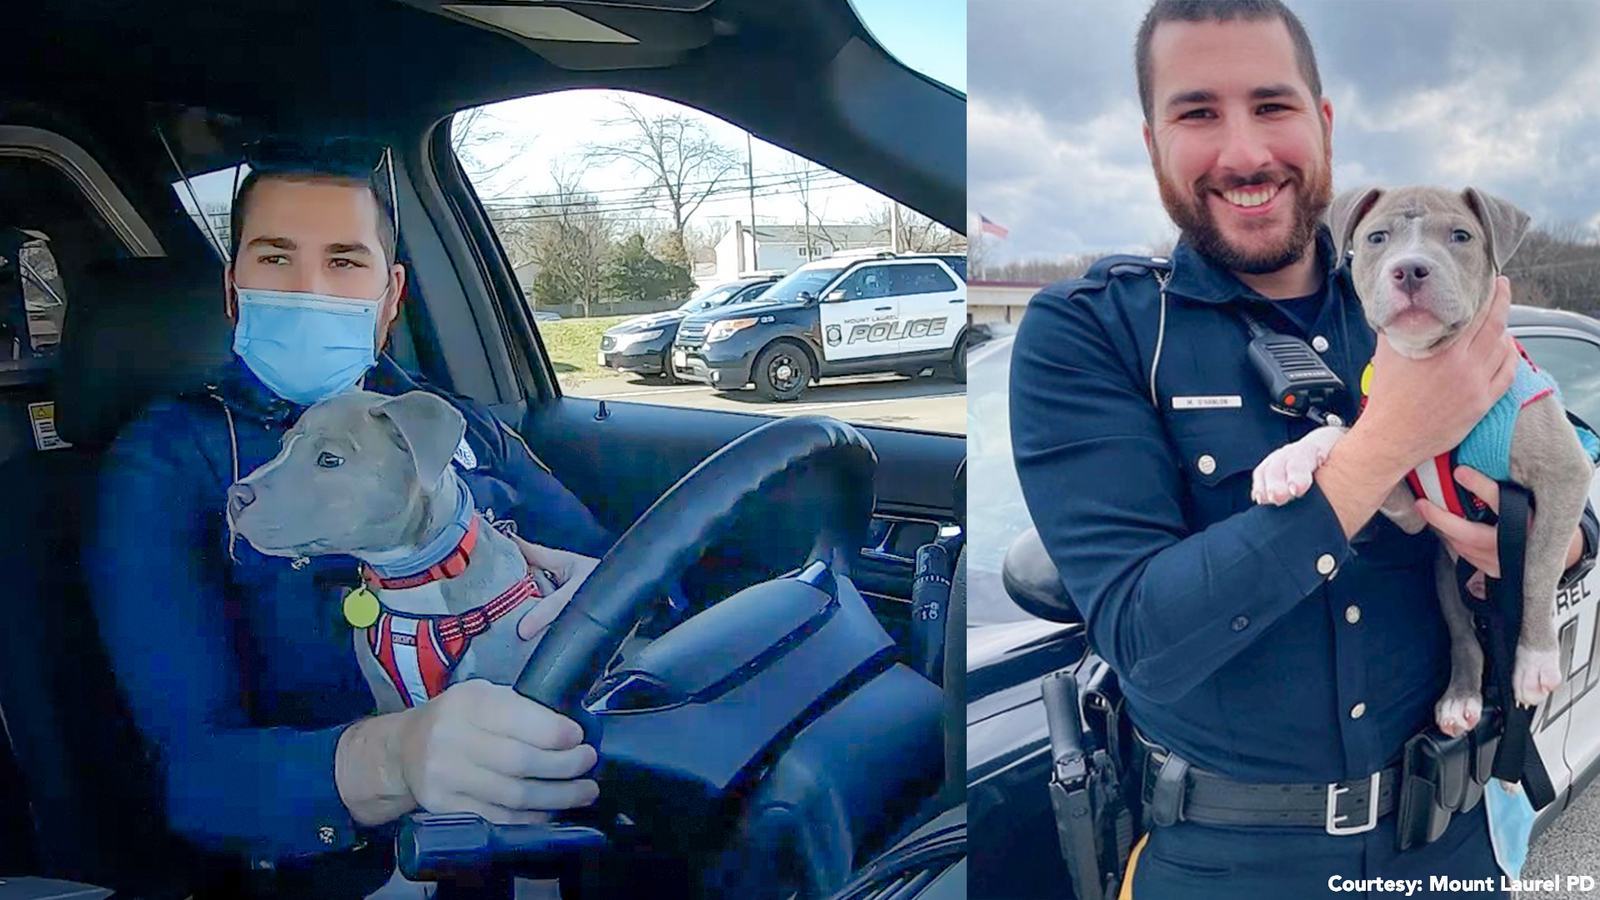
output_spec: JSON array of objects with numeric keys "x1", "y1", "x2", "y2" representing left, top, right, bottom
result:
[
  {"x1": 831, "y1": 265, "x2": 892, "y2": 301},
  {"x1": 680, "y1": 282, "x2": 744, "y2": 313},
  {"x1": 888, "y1": 263, "x2": 957, "y2": 295},
  {"x1": 849, "y1": 0, "x2": 965, "y2": 93},
  {"x1": 171, "y1": 164, "x2": 248, "y2": 260},
  {"x1": 1520, "y1": 335, "x2": 1600, "y2": 428},
  {"x1": 729, "y1": 282, "x2": 770, "y2": 304},
  {"x1": 0, "y1": 233, "x2": 67, "y2": 371},
  {"x1": 453, "y1": 88, "x2": 967, "y2": 434},
  {"x1": 966, "y1": 331, "x2": 1034, "y2": 625},
  {"x1": 0, "y1": 157, "x2": 127, "y2": 377}
]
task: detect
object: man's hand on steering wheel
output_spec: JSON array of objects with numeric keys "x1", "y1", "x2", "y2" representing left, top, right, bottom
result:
[
  {"x1": 511, "y1": 537, "x2": 601, "y2": 641},
  {"x1": 396, "y1": 678, "x2": 601, "y2": 824}
]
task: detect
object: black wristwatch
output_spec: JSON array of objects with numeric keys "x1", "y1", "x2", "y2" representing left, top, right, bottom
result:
[{"x1": 1559, "y1": 501, "x2": 1600, "y2": 590}]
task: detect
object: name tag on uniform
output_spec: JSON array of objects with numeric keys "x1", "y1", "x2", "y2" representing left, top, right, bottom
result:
[{"x1": 1171, "y1": 395, "x2": 1243, "y2": 410}]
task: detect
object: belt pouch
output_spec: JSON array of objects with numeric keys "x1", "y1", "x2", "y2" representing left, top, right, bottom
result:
[{"x1": 1397, "y1": 732, "x2": 1456, "y2": 851}]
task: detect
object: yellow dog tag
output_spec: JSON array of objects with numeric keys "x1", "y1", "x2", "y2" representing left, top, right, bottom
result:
[{"x1": 344, "y1": 586, "x2": 381, "y2": 628}]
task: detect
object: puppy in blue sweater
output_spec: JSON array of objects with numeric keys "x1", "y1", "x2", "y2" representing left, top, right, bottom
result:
[{"x1": 1255, "y1": 186, "x2": 1598, "y2": 737}]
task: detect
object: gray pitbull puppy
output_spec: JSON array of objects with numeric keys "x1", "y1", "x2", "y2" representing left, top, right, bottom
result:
[
  {"x1": 1253, "y1": 186, "x2": 1594, "y2": 737},
  {"x1": 225, "y1": 388, "x2": 565, "y2": 715},
  {"x1": 226, "y1": 389, "x2": 569, "y2": 900}
]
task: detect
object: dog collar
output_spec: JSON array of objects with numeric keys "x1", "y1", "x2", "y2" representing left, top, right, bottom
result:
[{"x1": 363, "y1": 516, "x2": 482, "y2": 591}]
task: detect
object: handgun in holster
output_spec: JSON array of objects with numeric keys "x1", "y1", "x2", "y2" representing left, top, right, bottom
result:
[{"x1": 1042, "y1": 663, "x2": 1138, "y2": 900}]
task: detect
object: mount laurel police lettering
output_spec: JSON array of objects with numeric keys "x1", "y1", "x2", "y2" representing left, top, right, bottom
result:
[{"x1": 842, "y1": 317, "x2": 948, "y2": 345}]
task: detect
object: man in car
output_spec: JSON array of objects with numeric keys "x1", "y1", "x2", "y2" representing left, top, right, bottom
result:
[
  {"x1": 1010, "y1": 2, "x2": 1598, "y2": 897},
  {"x1": 88, "y1": 139, "x2": 610, "y2": 892}
]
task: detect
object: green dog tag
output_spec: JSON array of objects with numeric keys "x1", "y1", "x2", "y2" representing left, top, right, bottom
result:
[{"x1": 344, "y1": 586, "x2": 380, "y2": 628}]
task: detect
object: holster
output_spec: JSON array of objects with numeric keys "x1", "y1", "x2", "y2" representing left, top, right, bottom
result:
[
  {"x1": 1042, "y1": 665, "x2": 1136, "y2": 900},
  {"x1": 1395, "y1": 714, "x2": 1499, "y2": 852}
]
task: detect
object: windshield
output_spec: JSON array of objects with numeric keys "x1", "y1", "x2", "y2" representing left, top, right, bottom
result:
[
  {"x1": 759, "y1": 265, "x2": 848, "y2": 303},
  {"x1": 678, "y1": 282, "x2": 746, "y2": 314},
  {"x1": 966, "y1": 328, "x2": 1037, "y2": 626}
]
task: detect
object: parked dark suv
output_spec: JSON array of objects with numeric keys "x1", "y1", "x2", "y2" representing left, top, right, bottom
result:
[{"x1": 598, "y1": 274, "x2": 778, "y2": 381}]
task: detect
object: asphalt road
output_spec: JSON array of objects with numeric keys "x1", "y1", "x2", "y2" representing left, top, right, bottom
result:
[
  {"x1": 574, "y1": 370, "x2": 967, "y2": 434},
  {"x1": 1527, "y1": 781, "x2": 1600, "y2": 896}
]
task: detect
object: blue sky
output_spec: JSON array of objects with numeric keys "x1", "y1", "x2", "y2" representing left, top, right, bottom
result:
[
  {"x1": 969, "y1": 0, "x2": 1600, "y2": 264},
  {"x1": 853, "y1": 0, "x2": 967, "y2": 93}
]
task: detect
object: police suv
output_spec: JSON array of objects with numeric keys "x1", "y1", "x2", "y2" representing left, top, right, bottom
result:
[{"x1": 670, "y1": 251, "x2": 968, "y2": 401}]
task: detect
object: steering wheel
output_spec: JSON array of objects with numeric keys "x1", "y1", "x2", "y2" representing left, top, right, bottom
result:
[{"x1": 399, "y1": 414, "x2": 876, "y2": 888}]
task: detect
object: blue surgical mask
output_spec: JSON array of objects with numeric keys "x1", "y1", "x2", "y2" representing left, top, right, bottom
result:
[
  {"x1": 233, "y1": 287, "x2": 384, "y2": 406},
  {"x1": 1484, "y1": 777, "x2": 1536, "y2": 879}
]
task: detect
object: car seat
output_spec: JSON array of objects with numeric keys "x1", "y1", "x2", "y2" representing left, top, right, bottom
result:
[{"x1": 0, "y1": 255, "x2": 232, "y2": 894}]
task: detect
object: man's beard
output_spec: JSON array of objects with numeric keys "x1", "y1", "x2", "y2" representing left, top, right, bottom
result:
[{"x1": 1155, "y1": 153, "x2": 1333, "y2": 275}]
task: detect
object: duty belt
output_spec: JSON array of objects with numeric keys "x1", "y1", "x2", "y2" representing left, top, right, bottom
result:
[
  {"x1": 1135, "y1": 731, "x2": 1399, "y2": 835},
  {"x1": 1136, "y1": 716, "x2": 1500, "y2": 848}
]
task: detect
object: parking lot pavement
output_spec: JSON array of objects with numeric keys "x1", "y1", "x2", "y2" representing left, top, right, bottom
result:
[
  {"x1": 574, "y1": 372, "x2": 967, "y2": 434},
  {"x1": 1527, "y1": 780, "x2": 1600, "y2": 896}
]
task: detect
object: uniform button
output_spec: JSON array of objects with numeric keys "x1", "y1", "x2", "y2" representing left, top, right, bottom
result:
[
  {"x1": 1345, "y1": 605, "x2": 1362, "y2": 625},
  {"x1": 1231, "y1": 615, "x2": 1250, "y2": 632},
  {"x1": 1316, "y1": 553, "x2": 1337, "y2": 576},
  {"x1": 1311, "y1": 335, "x2": 1330, "y2": 353},
  {"x1": 1350, "y1": 702, "x2": 1367, "y2": 720},
  {"x1": 318, "y1": 825, "x2": 336, "y2": 846},
  {"x1": 1197, "y1": 454, "x2": 1217, "y2": 475}
]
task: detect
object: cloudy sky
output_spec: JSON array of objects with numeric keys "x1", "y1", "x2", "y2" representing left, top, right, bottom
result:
[{"x1": 969, "y1": 0, "x2": 1600, "y2": 264}]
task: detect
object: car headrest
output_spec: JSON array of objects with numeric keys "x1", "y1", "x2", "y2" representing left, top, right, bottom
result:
[
  {"x1": 56, "y1": 256, "x2": 232, "y2": 450},
  {"x1": 1001, "y1": 526, "x2": 1081, "y2": 625}
]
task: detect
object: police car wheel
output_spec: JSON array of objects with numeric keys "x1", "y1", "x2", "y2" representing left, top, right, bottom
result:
[
  {"x1": 952, "y1": 334, "x2": 968, "y2": 385},
  {"x1": 753, "y1": 340, "x2": 812, "y2": 402}
]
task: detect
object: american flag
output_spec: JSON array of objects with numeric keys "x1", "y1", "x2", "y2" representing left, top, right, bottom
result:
[{"x1": 979, "y1": 214, "x2": 1009, "y2": 239}]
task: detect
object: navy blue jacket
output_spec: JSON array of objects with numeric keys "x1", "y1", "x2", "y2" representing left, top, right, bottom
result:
[
  {"x1": 88, "y1": 355, "x2": 611, "y2": 863},
  {"x1": 1011, "y1": 227, "x2": 1597, "y2": 784}
]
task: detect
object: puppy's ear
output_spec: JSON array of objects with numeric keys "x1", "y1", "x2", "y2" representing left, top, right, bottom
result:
[
  {"x1": 1462, "y1": 187, "x2": 1531, "y2": 274},
  {"x1": 370, "y1": 391, "x2": 467, "y2": 490},
  {"x1": 1327, "y1": 187, "x2": 1384, "y2": 260}
]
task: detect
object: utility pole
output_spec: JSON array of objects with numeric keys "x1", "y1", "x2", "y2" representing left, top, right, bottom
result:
[
  {"x1": 890, "y1": 202, "x2": 903, "y2": 253},
  {"x1": 746, "y1": 131, "x2": 759, "y2": 270}
]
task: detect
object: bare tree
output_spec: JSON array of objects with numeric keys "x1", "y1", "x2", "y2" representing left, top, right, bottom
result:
[
  {"x1": 498, "y1": 163, "x2": 614, "y2": 317},
  {"x1": 684, "y1": 219, "x2": 730, "y2": 263},
  {"x1": 1505, "y1": 222, "x2": 1600, "y2": 314},
  {"x1": 857, "y1": 205, "x2": 964, "y2": 253},
  {"x1": 451, "y1": 107, "x2": 530, "y2": 197},
  {"x1": 585, "y1": 98, "x2": 739, "y2": 266}
]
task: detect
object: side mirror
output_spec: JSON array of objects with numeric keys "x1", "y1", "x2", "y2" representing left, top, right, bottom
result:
[
  {"x1": 824, "y1": 289, "x2": 847, "y2": 303},
  {"x1": 797, "y1": 291, "x2": 816, "y2": 304}
]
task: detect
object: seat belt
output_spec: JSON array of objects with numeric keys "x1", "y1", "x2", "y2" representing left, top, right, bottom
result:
[{"x1": 1459, "y1": 482, "x2": 1556, "y2": 810}]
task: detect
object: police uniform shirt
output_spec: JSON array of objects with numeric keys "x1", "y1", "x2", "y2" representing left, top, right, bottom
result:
[{"x1": 1010, "y1": 225, "x2": 1596, "y2": 785}]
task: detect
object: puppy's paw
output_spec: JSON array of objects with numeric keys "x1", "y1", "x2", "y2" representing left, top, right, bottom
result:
[
  {"x1": 1513, "y1": 644, "x2": 1563, "y2": 707},
  {"x1": 1435, "y1": 689, "x2": 1483, "y2": 738},
  {"x1": 1252, "y1": 445, "x2": 1319, "y2": 505}
]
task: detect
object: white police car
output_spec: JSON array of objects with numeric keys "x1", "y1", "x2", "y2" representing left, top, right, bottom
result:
[{"x1": 671, "y1": 251, "x2": 968, "y2": 401}]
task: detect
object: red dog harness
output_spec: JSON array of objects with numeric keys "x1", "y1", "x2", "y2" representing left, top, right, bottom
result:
[{"x1": 366, "y1": 573, "x2": 544, "y2": 708}]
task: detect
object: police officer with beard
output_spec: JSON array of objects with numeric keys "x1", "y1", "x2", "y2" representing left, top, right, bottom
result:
[{"x1": 1010, "y1": 2, "x2": 1598, "y2": 897}]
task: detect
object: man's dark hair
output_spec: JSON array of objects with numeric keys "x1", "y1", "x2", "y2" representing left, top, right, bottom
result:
[
  {"x1": 1135, "y1": 0, "x2": 1323, "y2": 123},
  {"x1": 228, "y1": 148, "x2": 398, "y2": 266}
]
